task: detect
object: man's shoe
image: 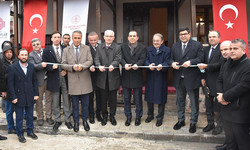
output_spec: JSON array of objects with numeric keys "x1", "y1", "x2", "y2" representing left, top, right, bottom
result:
[
  {"x1": 203, "y1": 123, "x2": 215, "y2": 132},
  {"x1": 145, "y1": 116, "x2": 154, "y2": 123},
  {"x1": 46, "y1": 118, "x2": 54, "y2": 125},
  {"x1": 73, "y1": 123, "x2": 79, "y2": 132},
  {"x1": 0, "y1": 135, "x2": 7, "y2": 140},
  {"x1": 189, "y1": 123, "x2": 196, "y2": 133},
  {"x1": 65, "y1": 122, "x2": 73, "y2": 129},
  {"x1": 8, "y1": 129, "x2": 16, "y2": 134},
  {"x1": 18, "y1": 136, "x2": 26, "y2": 143},
  {"x1": 83, "y1": 121, "x2": 90, "y2": 131},
  {"x1": 96, "y1": 114, "x2": 103, "y2": 122},
  {"x1": 156, "y1": 119, "x2": 163, "y2": 127},
  {"x1": 101, "y1": 118, "x2": 107, "y2": 126},
  {"x1": 27, "y1": 132, "x2": 38, "y2": 140},
  {"x1": 173, "y1": 121, "x2": 185, "y2": 130},
  {"x1": 125, "y1": 118, "x2": 131, "y2": 126},
  {"x1": 212, "y1": 126, "x2": 223, "y2": 135},
  {"x1": 110, "y1": 117, "x2": 117, "y2": 126},
  {"x1": 215, "y1": 144, "x2": 227, "y2": 150},
  {"x1": 89, "y1": 116, "x2": 95, "y2": 124},
  {"x1": 135, "y1": 118, "x2": 141, "y2": 126},
  {"x1": 53, "y1": 122, "x2": 62, "y2": 131},
  {"x1": 37, "y1": 119, "x2": 44, "y2": 126},
  {"x1": 33, "y1": 116, "x2": 37, "y2": 120}
]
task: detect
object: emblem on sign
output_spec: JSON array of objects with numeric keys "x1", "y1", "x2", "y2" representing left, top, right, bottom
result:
[
  {"x1": 72, "y1": 15, "x2": 80, "y2": 24},
  {"x1": 29, "y1": 14, "x2": 43, "y2": 34},
  {"x1": 0, "y1": 18, "x2": 6, "y2": 30},
  {"x1": 219, "y1": 4, "x2": 238, "y2": 29}
]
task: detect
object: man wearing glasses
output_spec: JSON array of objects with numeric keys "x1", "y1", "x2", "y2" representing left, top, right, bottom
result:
[
  {"x1": 28, "y1": 38, "x2": 54, "y2": 126},
  {"x1": 92, "y1": 30, "x2": 121, "y2": 126},
  {"x1": 170, "y1": 27, "x2": 203, "y2": 133}
]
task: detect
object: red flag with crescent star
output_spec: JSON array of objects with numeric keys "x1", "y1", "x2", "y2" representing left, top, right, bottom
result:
[
  {"x1": 22, "y1": 0, "x2": 47, "y2": 52},
  {"x1": 212, "y1": 0, "x2": 248, "y2": 56}
]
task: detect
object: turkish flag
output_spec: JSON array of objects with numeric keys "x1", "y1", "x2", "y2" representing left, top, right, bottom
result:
[
  {"x1": 212, "y1": 0, "x2": 248, "y2": 56},
  {"x1": 22, "y1": 0, "x2": 47, "y2": 52}
]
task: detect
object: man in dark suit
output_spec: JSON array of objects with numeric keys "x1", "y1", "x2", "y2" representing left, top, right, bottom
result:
[
  {"x1": 8, "y1": 49, "x2": 39, "y2": 143},
  {"x1": 121, "y1": 31, "x2": 146, "y2": 126},
  {"x1": 217, "y1": 39, "x2": 250, "y2": 150},
  {"x1": 93, "y1": 30, "x2": 121, "y2": 126},
  {"x1": 88, "y1": 31, "x2": 102, "y2": 124},
  {"x1": 170, "y1": 27, "x2": 203, "y2": 133},
  {"x1": 62, "y1": 34, "x2": 71, "y2": 48},
  {"x1": 144, "y1": 33, "x2": 171, "y2": 127},
  {"x1": 198, "y1": 31, "x2": 223, "y2": 135},
  {"x1": 28, "y1": 38, "x2": 54, "y2": 126},
  {"x1": 42, "y1": 31, "x2": 72, "y2": 131}
]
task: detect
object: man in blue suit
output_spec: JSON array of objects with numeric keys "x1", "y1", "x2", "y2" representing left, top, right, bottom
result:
[
  {"x1": 170, "y1": 27, "x2": 203, "y2": 133},
  {"x1": 8, "y1": 49, "x2": 39, "y2": 143}
]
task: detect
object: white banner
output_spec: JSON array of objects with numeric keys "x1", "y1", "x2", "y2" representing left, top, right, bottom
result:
[
  {"x1": 0, "y1": 1, "x2": 10, "y2": 52},
  {"x1": 62, "y1": 0, "x2": 89, "y2": 45}
]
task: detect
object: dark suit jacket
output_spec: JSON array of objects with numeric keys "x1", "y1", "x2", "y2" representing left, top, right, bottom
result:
[
  {"x1": 202, "y1": 44, "x2": 223, "y2": 96},
  {"x1": 7, "y1": 62, "x2": 39, "y2": 107},
  {"x1": 217, "y1": 54, "x2": 250, "y2": 124},
  {"x1": 89, "y1": 44, "x2": 98, "y2": 90},
  {"x1": 42, "y1": 45, "x2": 63, "y2": 92},
  {"x1": 28, "y1": 50, "x2": 46, "y2": 86},
  {"x1": 121, "y1": 42, "x2": 146, "y2": 88},
  {"x1": 170, "y1": 39, "x2": 203, "y2": 91},
  {"x1": 94, "y1": 42, "x2": 121, "y2": 91}
]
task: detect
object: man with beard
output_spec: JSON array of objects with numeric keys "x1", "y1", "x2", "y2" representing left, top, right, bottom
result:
[{"x1": 8, "y1": 49, "x2": 39, "y2": 143}]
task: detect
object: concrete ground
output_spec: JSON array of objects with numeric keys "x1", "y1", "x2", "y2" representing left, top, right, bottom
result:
[{"x1": 0, "y1": 132, "x2": 218, "y2": 150}]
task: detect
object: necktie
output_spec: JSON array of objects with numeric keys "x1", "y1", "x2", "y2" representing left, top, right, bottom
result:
[
  {"x1": 56, "y1": 47, "x2": 60, "y2": 62},
  {"x1": 38, "y1": 52, "x2": 42, "y2": 58},
  {"x1": 75, "y1": 47, "x2": 79, "y2": 62},
  {"x1": 156, "y1": 48, "x2": 159, "y2": 54},
  {"x1": 106, "y1": 46, "x2": 109, "y2": 49},
  {"x1": 209, "y1": 47, "x2": 215, "y2": 60},
  {"x1": 182, "y1": 45, "x2": 186, "y2": 56}
]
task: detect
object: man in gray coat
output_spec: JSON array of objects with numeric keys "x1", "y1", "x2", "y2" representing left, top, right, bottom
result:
[
  {"x1": 28, "y1": 38, "x2": 54, "y2": 126},
  {"x1": 92, "y1": 30, "x2": 121, "y2": 126}
]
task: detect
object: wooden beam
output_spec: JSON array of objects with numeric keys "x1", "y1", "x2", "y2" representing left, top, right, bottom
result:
[
  {"x1": 14, "y1": 0, "x2": 18, "y2": 54},
  {"x1": 96, "y1": 0, "x2": 101, "y2": 38},
  {"x1": 190, "y1": 0, "x2": 197, "y2": 38},
  {"x1": 113, "y1": 0, "x2": 116, "y2": 42},
  {"x1": 53, "y1": 0, "x2": 58, "y2": 31},
  {"x1": 175, "y1": 0, "x2": 179, "y2": 42},
  {"x1": 103, "y1": 0, "x2": 114, "y2": 12},
  {"x1": 178, "y1": 0, "x2": 186, "y2": 9}
]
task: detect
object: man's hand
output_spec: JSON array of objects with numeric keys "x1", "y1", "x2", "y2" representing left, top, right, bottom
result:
[
  {"x1": 99, "y1": 66, "x2": 105, "y2": 72},
  {"x1": 149, "y1": 63, "x2": 155, "y2": 71},
  {"x1": 197, "y1": 63, "x2": 208, "y2": 70},
  {"x1": 34, "y1": 96, "x2": 39, "y2": 100},
  {"x1": 156, "y1": 64, "x2": 162, "y2": 71},
  {"x1": 201, "y1": 79, "x2": 206, "y2": 87},
  {"x1": 41, "y1": 62, "x2": 47, "y2": 68},
  {"x1": 2, "y1": 92, "x2": 7, "y2": 98},
  {"x1": 217, "y1": 93, "x2": 230, "y2": 105},
  {"x1": 73, "y1": 64, "x2": 83, "y2": 71},
  {"x1": 172, "y1": 62, "x2": 180, "y2": 70},
  {"x1": 12, "y1": 99, "x2": 17, "y2": 104},
  {"x1": 125, "y1": 64, "x2": 132, "y2": 70},
  {"x1": 109, "y1": 65, "x2": 114, "y2": 72},
  {"x1": 182, "y1": 61, "x2": 191, "y2": 68},
  {"x1": 60, "y1": 70, "x2": 67, "y2": 76},
  {"x1": 132, "y1": 64, "x2": 138, "y2": 70},
  {"x1": 52, "y1": 64, "x2": 58, "y2": 69},
  {"x1": 90, "y1": 65, "x2": 95, "y2": 72}
]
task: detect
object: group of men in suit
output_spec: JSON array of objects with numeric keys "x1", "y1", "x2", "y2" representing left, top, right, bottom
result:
[{"x1": 2, "y1": 27, "x2": 250, "y2": 148}]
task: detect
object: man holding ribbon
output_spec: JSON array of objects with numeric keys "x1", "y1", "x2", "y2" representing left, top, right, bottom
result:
[{"x1": 62, "y1": 30, "x2": 93, "y2": 132}]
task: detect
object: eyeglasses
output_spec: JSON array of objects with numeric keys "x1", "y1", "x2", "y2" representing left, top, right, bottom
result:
[
  {"x1": 179, "y1": 33, "x2": 189, "y2": 36},
  {"x1": 32, "y1": 43, "x2": 40, "y2": 46}
]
